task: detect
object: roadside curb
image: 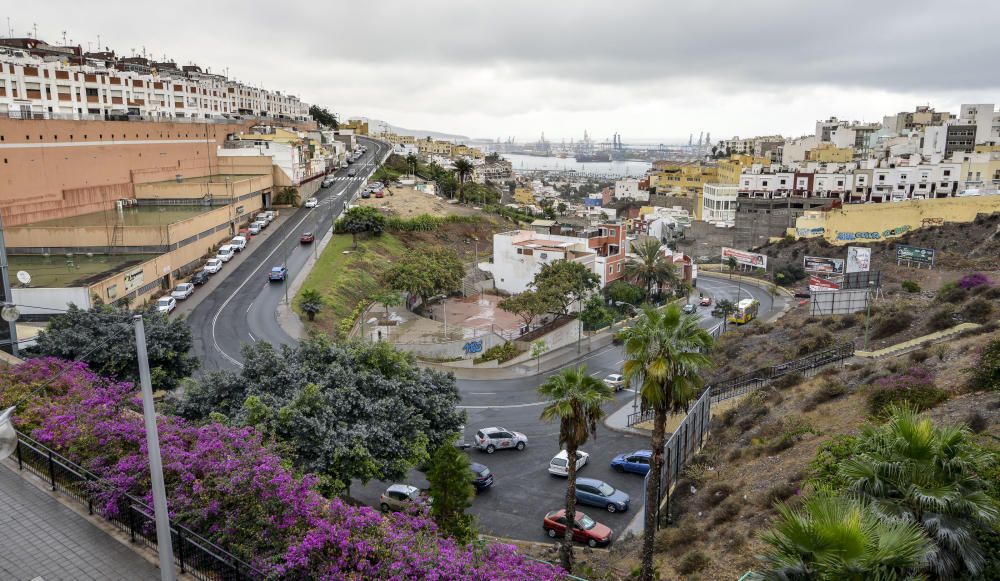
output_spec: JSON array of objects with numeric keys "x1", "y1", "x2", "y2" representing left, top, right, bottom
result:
[{"x1": 275, "y1": 225, "x2": 336, "y2": 340}]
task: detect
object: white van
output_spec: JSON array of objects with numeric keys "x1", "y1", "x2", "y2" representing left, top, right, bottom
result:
[
  {"x1": 263, "y1": 210, "x2": 276, "y2": 223},
  {"x1": 216, "y1": 245, "x2": 235, "y2": 262},
  {"x1": 255, "y1": 213, "x2": 269, "y2": 227},
  {"x1": 230, "y1": 236, "x2": 247, "y2": 252}
]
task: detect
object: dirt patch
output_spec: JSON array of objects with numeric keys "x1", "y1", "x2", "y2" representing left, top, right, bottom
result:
[{"x1": 355, "y1": 184, "x2": 480, "y2": 218}]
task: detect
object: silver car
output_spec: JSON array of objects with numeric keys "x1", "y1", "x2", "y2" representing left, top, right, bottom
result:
[
  {"x1": 379, "y1": 484, "x2": 426, "y2": 513},
  {"x1": 474, "y1": 427, "x2": 528, "y2": 454}
]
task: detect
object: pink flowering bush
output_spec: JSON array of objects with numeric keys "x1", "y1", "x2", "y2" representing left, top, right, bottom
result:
[
  {"x1": 865, "y1": 365, "x2": 948, "y2": 416},
  {"x1": 1, "y1": 358, "x2": 563, "y2": 580},
  {"x1": 958, "y1": 272, "x2": 992, "y2": 290}
]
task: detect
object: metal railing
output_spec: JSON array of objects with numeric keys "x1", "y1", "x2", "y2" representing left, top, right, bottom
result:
[{"x1": 12, "y1": 432, "x2": 264, "y2": 581}]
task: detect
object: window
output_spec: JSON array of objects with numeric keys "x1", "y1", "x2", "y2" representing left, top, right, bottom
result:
[{"x1": 943, "y1": 169, "x2": 951, "y2": 177}]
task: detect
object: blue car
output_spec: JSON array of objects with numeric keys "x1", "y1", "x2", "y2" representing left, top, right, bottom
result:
[
  {"x1": 610, "y1": 449, "x2": 652, "y2": 475},
  {"x1": 471, "y1": 462, "x2": 494, "y2": 492},
  {"x1": 268, "y1": 266, "x2": 287, "y2": 281},
  {"x1": 575, "y1": 477, "x2": 630, "y2": 513}
]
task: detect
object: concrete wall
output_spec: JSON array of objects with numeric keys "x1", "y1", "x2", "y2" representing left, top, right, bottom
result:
[
  {"x1": 395, "y1": 332, "x2": 506, "y2": 360},
  {"x1": 793, "y1": 195, "x2": 1000, "y2": 245},
  {"x1": 11, "y1": 287, "x2": 91, "y2": 315},
  {"x1": 133, "y1": 174, "x2": 272, "y2": 201}
]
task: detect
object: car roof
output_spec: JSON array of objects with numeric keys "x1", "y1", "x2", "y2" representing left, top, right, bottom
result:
[
  {"x1": 606, "y1": 373, "x2": 623, "y2": 378},
  {"x1": 480, "y1": 426, "x2": 504, "y2": 433},
  {"x1": 470, "y1": 462, "x2": 488, "y2": 472},
  {"x1": 271, "y1": 266, "x2": 285, "y2": 271},
  {"x1": 553, "y1": 449, "x2": 588, "y2": 460},
  {"x1": 632, "y1": 449, "x2": 653, "y2": 457},
  {"x1": 576, "y1": 477, "x2": 607, "y2": 488},
  {"x1": 387, "y1": 484, "x2": 418, "y2": 494}
]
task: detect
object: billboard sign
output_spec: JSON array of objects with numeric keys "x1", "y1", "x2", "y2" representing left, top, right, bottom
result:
[
  {"x1": 721, "y1": 247, "x2": 767, "y2": 269},
  {"x1": 808, "y1": 275, "x2": 840, "y2": 292},
  {"x1": 803, "y1": 256, "x2": 845, "y2": 274},
  {"x1": 845, "y1": 246, "x2": 871, "y2": 273},
  {"x1": 896, "y1": 245, "x2": 935, "y2": 267},
  {"x1": 123, "y1": 268, "x2": 144, "y2": 292}
]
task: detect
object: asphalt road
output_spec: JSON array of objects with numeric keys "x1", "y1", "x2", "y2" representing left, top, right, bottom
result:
[{"x1": 187, "y1": 137, "x2": 391, "y2": 372}]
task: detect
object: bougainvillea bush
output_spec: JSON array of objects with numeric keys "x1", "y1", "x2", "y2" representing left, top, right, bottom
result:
[
  {"x1": 2, "y1": 358, "x2": 563, "y2": 580},
  {"x1": 957, "y1": 272, "x2": 992, "y2": 291}
]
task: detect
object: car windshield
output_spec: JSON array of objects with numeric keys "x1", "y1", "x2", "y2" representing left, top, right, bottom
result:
[
  {"x1": 551, "y1": 458, "x2": 567, "y2": 467},
  {"x1": 577, "y1": 514, "x2": 596, "y2": 530},
  {"x1": 477, "y1": 467, "x2": 491, "y2": 477},
  {"x1": 597, "y1": 482, "x2": 615, "y2": 496},
  {"x1": 156, "y1": 298, "x2": 170, "y2": 305},
  {"x1": 272, "y1": 268, "x2": 283, "y2": 273}
]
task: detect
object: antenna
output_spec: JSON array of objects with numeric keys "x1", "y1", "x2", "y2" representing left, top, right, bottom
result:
[
  {"x1": 62, "y1": 30, "x2": 67, "y2": 46},
  {"x1": 32, "y1": 22, "x2": 37, "y2": 39}
]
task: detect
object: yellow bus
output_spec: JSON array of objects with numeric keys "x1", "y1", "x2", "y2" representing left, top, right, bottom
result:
[{"x1": 728, "y1": 298, "x2": 759, "y2": 325}]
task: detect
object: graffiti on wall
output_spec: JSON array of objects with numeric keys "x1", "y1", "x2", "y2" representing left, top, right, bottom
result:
[
  {"x1": 463, "y1": 340, "x2": 484, "y2": 355},
  {"x1": 836, "y1": 224, "x2": 911, "y2": 242},
  {"x1": 796, "y1": 227, "x2": 825, "y2": 238}
]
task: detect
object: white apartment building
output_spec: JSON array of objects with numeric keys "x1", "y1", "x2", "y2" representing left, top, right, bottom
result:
[
  {"x1": 614, "y1": 178, "x2": 649, "y2": 201},
  {"x1": 959, "y1": 103, "x2": 1000, "y2": 144},
  {"x1": 702, "y1": 183, "x2": 738, "y2": 224},
  {"x1": 0, "y1": 50, "x2": 309, "y2": 121}
]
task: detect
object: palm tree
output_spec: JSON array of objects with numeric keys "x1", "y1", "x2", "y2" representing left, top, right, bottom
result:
[
  {"x1": 623, "y1": 238, "x2": 678, "y2": 300},
  {"x1": 755, "y1": 494, "x2": 932, "y2": 581},
  {"x1": 405, "y1": 153, "x2": 419, "y2": 177},
  {"x1": 839, "y1": 406, "x2": 999, "y2": 578},
  {"x1": 452, "y1": 158, "x2": 474, "y2": 203},
  {"x1": 716, "y1": 298, "x2": 737, "y2": 332},
  {"x1": 619, "y1": 304, "x2": 714, "y2": 581},
  {"x1": 298, "y1": 289, "x2": 324, "y2": 321},
  {"x1": 538, "y1": 365, "x2": 615, "y2": 573}
]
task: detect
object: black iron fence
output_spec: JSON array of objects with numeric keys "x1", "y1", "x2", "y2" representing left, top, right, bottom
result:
[{"x1": 12, "y1": 432, "x2": 264, "y2": 581}]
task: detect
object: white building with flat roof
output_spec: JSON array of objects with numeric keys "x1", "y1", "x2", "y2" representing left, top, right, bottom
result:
[{"x1": 702, "y1": 183, "x2": 738, "y2": 224}]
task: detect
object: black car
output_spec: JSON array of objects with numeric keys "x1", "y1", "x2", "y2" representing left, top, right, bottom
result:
[
  {"x1": 190, "y1": 271, "x2": 210, "y2": 285},
  {"x1": 471, "y1": 462, "x2": 494, "y2": 492}
]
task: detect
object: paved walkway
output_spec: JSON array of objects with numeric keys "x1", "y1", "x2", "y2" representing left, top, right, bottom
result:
[{"x1": 0, "y1": 464, "x2": 159, "y2": 581}]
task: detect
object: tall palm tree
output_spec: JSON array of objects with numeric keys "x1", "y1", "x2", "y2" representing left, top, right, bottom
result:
[
  {"x1": 839, "y1": 406, "x2": 999, "y2": 578},
  {"x1": 623, "y1": 238, "x2": 678, "y2": 300},
  {"x1": 755, "y1": 494, "x2": 932, "y2": 581},
  {"x1": 452, "y1": 158, "x2": 474, "y2": 203},
  {"x1": 716, "y1": 298, "x2": 737, "y2": 332},
  {"x1": 538, "y1": 365, "x2": 615, "y2": 573},
  {"x1": 619, "y1": 304, "x2": 714, "y2": 581},
  {"x1": 405, "y1": 153, "x2": 419, "y2": 177}
]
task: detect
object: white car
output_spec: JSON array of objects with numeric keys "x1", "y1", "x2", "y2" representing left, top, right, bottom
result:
[
  {"x1": 154, "y1": 296, "x2": 176, "y2": 314},
  {"x1": 549, "y1": 449, "x2": 590, "y2": 477},
  {"x1": 170, "y1": 283, "x2": 194, "y2": 300},
  {"x1": 203, "y1": 258, "x2": 223, "y2": 274},
  {"x1": 230, "y1": 236, "x2": 247, "y2": 252},
  {"x1": 263, "y1": 211, "x2": 276, "y2": 223},
  {"x1": 216, "y1": 245, "x2": 235, "y2": 262},
  {"x1": 474, "y1": 427, "x2": 528, "y2": 454},
  {"x1": 247, "y1": 222, "x2": 263, "y2": 235},
  {"x1": 603, "y1": 374, "x2": 625, "y2": 392},
  {"x1": 305, "y1": 197, "x2": 319, "y2": 208},
  {"x1": 255, "y1": 213, "x2": 269, "y2": 227}
]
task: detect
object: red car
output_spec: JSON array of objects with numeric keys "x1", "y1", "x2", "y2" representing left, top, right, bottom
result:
[
  {"x1": 374, "y1": 190, "x2": 384, "y2": 198},
  {"x1": 542, "y1": 509, "x2": 612, "y2": 547},
  {"x1": 699, "y1": 296, "x2": 712, "y2": 306},
  {"x1": 300, "y1": 232, "x2": 315, "y2": 243}
]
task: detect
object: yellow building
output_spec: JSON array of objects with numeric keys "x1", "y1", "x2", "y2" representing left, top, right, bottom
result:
[
  {"x1": 384, "y1": 133, "x2": 416, "y2": 145},
  {"x1": 341, "y1": 119, "x2": 369, "y2": 135},
  {"x1": 960, "y1": 154, "x2": 1000, "y2": 186},
  {"x1": 452, "y1": 144, "x2": 485, "y2": 159},
  {"x1": 649, "y1": 161, "x2": 717, "y2": 219},
  {"x1": 805, "y1": 142, "x2": 854, "y2": 163},
  {"x1": 974, "y1": 144, "x2": 1000, "y2": 153},
  {"x1": 416, "y1": 138, "x2": 454, "y2": 156},
  {"x1": 716, "y1": 154, "x2": 770, "y2": 185}
]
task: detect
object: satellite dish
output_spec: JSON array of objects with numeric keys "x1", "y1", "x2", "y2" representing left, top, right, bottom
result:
[{"x1": 16, "y1": 271, "x2": 31, "y2": 285}]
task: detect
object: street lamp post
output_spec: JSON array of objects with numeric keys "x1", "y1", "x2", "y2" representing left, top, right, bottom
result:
[{"x1": 863, "y1": 281, "x2": 875, "y2": 351}]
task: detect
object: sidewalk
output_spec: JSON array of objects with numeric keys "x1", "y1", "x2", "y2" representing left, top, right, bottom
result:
[{"x1": 0, "y1": 463, "x2": 159, "y2": 581}]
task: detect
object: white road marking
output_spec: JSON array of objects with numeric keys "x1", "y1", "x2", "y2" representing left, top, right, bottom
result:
[
  {"x1": 469, "y1": 392, "x2": 496, "y2": 395},
  {"x1": 246, "y1": 302, "x2": 253, "y2": 313},
  {"x1": 458, "y1": 401, "x2": 548, "y2": 410},
  {"x1": 248, "y1": 332, "x2": 256, "y2": 342}
]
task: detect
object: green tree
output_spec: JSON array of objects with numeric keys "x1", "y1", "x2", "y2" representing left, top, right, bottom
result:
[
  {"x1": 298, "y1": 289, "x2": 324, "y2": 322},
  {"x1": 624, "y1": 238, "x2": 678, "y2": 299},
  {"x1": 531, "y1": 339, "x2": 549, "y2": 372},
  {"x1": 838, "y1": 406, "x2": 999, "y2": 578},
  {"x1": 27, "y1": 302, "x2": 197, "y2": 390},
  {"x1": 498, "y1": 290, "x2": 551, "y2": 330},
  {"x1": 619, "y1": 304, "x2": 714, "y2": 581},
  {"x1": 381, "y1": 247, "x2": 464, "y2": 305},
  {"x1": 579, "y1": 295, "x2": 612, "y2": 332},
  {"x1": 716, "y1": 298, "x2": 737, "y2": 331},
  {"x1": 968, "y1": 336, "x2": 1000, "y2": 391},
  {"x1": 538, "y1": 366, "x2": 615, "y2": 572},
  {"x1": 532, "y1": 260, "x2": 600, "y2": 317},
  {"x1": 336, "y1": 206, "x2": 385, "y2": 249},
  {"x1": 274, "y1": 186, "x2": 300, "y2": 206},
  {"x1": 727, "y1": 255, "x2": 738, "y2": 279},
  {"x1": 427, "y1": 440, "x2": 476, "y2": 543},
  {"x1": 308, "y1": 105, "x2": 338, "y2": 129},
  {"x1": 371, "y1": 289, "x2": 404, "y2": 320},
  {"x1": 755, "y1": 494, "x2": 932, "y2": 581},
  {"x1": 452, "y1": 158, "x2": 474, "y2": 202},
  {"x1": 557, "y1": 201, "x2": 568, "y2": 215},
  {"x1": 404, "y1": 153, "x2": 419, "y2": 176},
  {"x1": 604, "y1": 280, "x2": 646, "y2": 310}
]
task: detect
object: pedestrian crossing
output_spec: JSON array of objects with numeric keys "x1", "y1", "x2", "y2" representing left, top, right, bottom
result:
[{"x1": 329, "y1": 176, "x2": 366, "y2": 182}]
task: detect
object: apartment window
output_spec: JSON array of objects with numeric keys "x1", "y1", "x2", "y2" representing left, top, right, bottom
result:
[
  {"x1": 837, "y1": 181, "x2": 844, "y2": 187},
  {"x1": 85, "y1": 88, "x2": 99, "y2": 97},
  {"x1": 879, "y1": 175, "x2": 886, "y2": 181},
  {"x1": 943, "y1": 169, "x2": 951, "y2": 177}
]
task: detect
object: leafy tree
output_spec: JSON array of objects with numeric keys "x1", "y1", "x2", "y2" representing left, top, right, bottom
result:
[
  {"x1": 531, "y1": 339, "x2": 549, "y2": 372},
  {"x1": 557, "y1": 201, "x2": 568, "y2": 215},
  {"x1": 619, "y1": 304, "x2": 714, "y2": 581},
  {"x1": 404, "y1": 153, "x2": 419, "y2": 176},
  {"x1": 178, "y1": 338, "x2": 464, "y2": 496},
  {"x1": 336, "y1": 206, "x2": 385, "y2": 249},
  {"x1": 452, "y1": 158, "x2": 474, "y2": 202},
  {"x1": 624, "y1": 238, "x2": 678, "y2": 298},
  {"x1": 604, "y1": 280, "x2": 646, "y2": 310},
  {"x1": 727, "y1": 256, "x2": 738, "y2": 278},
  {"x1": 381, "y1": 247, "x2": 464, "y2": 304},
  {"x1": 308, "y1": 105, "x2": 338, "y2": 128},
  {"x1": 538, "y1": 366, "x2": 615, "y2": 572},
  {"x1": 532, "y1": 260, "x2": 600, "y2": 317},
  {"x1": 427, "y1": 440, "x2": 476, "y2": 543},
  {"x1": 485, "y1": 152, "x2": 501, "y2": 163},
  {"x1": 579, "y1": 295, "x2": 613, "y2": 332},
  {"x1": 371, "y1": 289, "x2": 404, "y2": 320},
  {"x1": 755, "y1": 494, "x2": 932, "y2": 581},
  {"x1": 716, "y1": 298, "x2": 737, "y2": 331},
  {"x1": 27, "y1": 302, "x2": 197, "y2": 390},
  {"x1": 298, "y1": 289, "x2": 324, "y2": 321},
  {"x1": 498, "y1": 290, "x2": 551, "y2": 330}
]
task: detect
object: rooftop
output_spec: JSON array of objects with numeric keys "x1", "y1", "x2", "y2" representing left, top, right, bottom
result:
[
  {"x1": 8, "y1": 253, "x2": 159, "y2": 288},
  {"x1": 27, "y1": 205, "x2": 213, "y2": 228},
  {"x1": 144, "y1": 173, "x2": 260, "y2": 185}
]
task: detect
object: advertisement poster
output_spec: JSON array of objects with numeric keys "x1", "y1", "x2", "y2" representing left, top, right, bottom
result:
[
  {"x1": 845, "y1": 246, "x2": 871, "y2": 273},
  {"x1": 721, "y1": 247, "x2": 767, "y2": 269},
  {"x1": 808, "y1": 275, "x2": 840, "y2": 292},
  {"x1": 803, "y1": 256, "x2": 845, "y2": 274},
  {"x1": 896, "y1": 245, "x2": 935, "y2": 266}
]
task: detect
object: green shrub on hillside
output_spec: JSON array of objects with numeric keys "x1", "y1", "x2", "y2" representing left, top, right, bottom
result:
[
  {"x1": 901, "y1": 280, "x2": 920, "y2": 293},
  {"x1": 963, "y1": 298, "x2": 994, "y2": 324},
  {"x1": 475, "y1": 341, "x2": 521, "y2": 364},
  {"x1": 865, "y1": 365, "x2": 947, "y2": 416},
  {"x1": 968, "y1": 337, "x2": 1000, "y2": 392},
  {"x1": 871, "y1": 307, "x2": 914, "y2": 340}
]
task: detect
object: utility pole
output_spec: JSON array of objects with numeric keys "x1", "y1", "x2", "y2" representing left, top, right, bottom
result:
[
  {"x1": 863, "y1": 281, "x2": 874, "y2": 351},
  {"x1": 133, "y1": 315, "x2": 177, "y2": 581},
  {"x1": 0, "y1": 212, "x2": 18, "y2": 357}
]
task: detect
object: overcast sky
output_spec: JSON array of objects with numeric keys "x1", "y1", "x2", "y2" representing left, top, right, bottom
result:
[{"x1": 9, "y1": 1, "x2": 1000, "y2": 142}]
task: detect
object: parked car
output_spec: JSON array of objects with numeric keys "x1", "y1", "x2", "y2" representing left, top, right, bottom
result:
[
  {"x1": 603, "y1": 373, "x2": 625, "y2": 392},
  {"x1": 255, "y1": 213, "x2": 269, "y2": 227},
  {"x1": 542, "y1": 509, "x2": 612, "y2": 548},
  {"x1": 548, "y1": 449, "x2": 590, "y2": 477},
  {"x1": 361, "y1": 190, "x2": 371, "y2": 199},
  {"x1": 575, "y1": 478, "x2": 630, "y2": 513},
  {"x1": 305, "y1": 197, "x2": 319, "y2": 208},
  {"x1": 230, "y1": 236, "x2": 247, "y2": 252},
  {"x1": 300, "y1": 232, "x2": 315, "y2": 243},
  {"x1": 247, "y1": 222, "x2": 263, "y2": 235},
  {"x1": 471, "y1": 462, "x2": 494, "y2": 492},
  {"x1": 474, "y1": 427, "x2": 528, "y2": 454},
  {"x1": 171, "y1": 283, "x2": 195, "y2": 300},
  {"x1": 682, "y1": 303, "x2": 697, "y2": 314},
  {"x1": 190, "y1": 270, "x2": 210, "y2": 286},
  {"x1": 699, "y1": 296, "x2": 713, "y2": 306},
  {"x1": 374, "y1": 190, "x2": 384, "y2": 198},
  {"x1": 379, "y1": 484, "x2": 427, "y2": 513},
  {"x1": 216, "y1": 245, "x2": 235, "y2": 262},
  {"x1": 154, "y1": 296, "x2": 176, "y2": 314},
  {"x1": 263, "y1": 211, "x2": 276, "y2": 223},
  {"x1": 610, "y1": 449, "x2": 652, "y2": 475},
  {"x1": 268, "y1": 266, "x2": 288, "y2": 281},
  {"x1": 340, "y1": 161, "x2": 348, "y2": 169},
  {"x1": 203, "y1": 258, "x2": 223, "y2": 274}
]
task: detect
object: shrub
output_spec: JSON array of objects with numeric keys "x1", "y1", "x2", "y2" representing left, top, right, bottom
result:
[
  {"x1": 761, "y1": 483, "x2": 797, "y2": 507},
  {"x1": 962, "y1": 298, "x2": 994, "y2": 323},
  {"x1": 702, "y1": 483, "x2": 734, "y2": 508},
  {"x1": 901, "y1": 280, "x2": 921, "y2": 293},
  {"x1": 938, "y1": 282, "x2": 969, "y2": 304},
  {"x1": 871, "y1": 308, "x2": 913, "y2": 340},
  {"x1": 958, "y1": 272, "x2": 992, "y2": 291},
  {"x1": 926, "y1": 305, "x2": 958, "y2": 331},
  {"x1": 866, "y1": 365, "x2": 948, "y2": 416},
  {"x1": 968, "y1": 337, "x2": 1000, "y2": 392},
  {"x1": 710, "y1": 496, "x2": 742, "y2": 526},
  {"x1": 475, "y1": 341, "x2": 520, "y2": 364},
  {"x1": 965, "y1": 412, "x2": 989, "y2": 434},
  {"x1": 676, "y1": 550, "x2": 710, "y2": 575},
  {"x1": 655, "y1": 522, "x2": 698, "y2": 555},
  {"x1": 802, "y1": 378, "x2": 847, "y2": 411},
  {"x1": 773, "y1": 372, "x2": 804, "y2": 391},
  {"x1": 983, "y1": 286, "x2": 1000, "y2": 300},
  {"x1": 909, "y1": 349, "x2": 930, "y2": 363}
]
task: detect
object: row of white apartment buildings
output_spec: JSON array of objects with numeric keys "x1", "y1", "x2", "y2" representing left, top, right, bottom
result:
[
  {"x1": 0, "y1": 45, "x2": 310, "y2": 122},
  {"x1": 219, "y1": 125, "x2": 352, "y2": 187}
]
